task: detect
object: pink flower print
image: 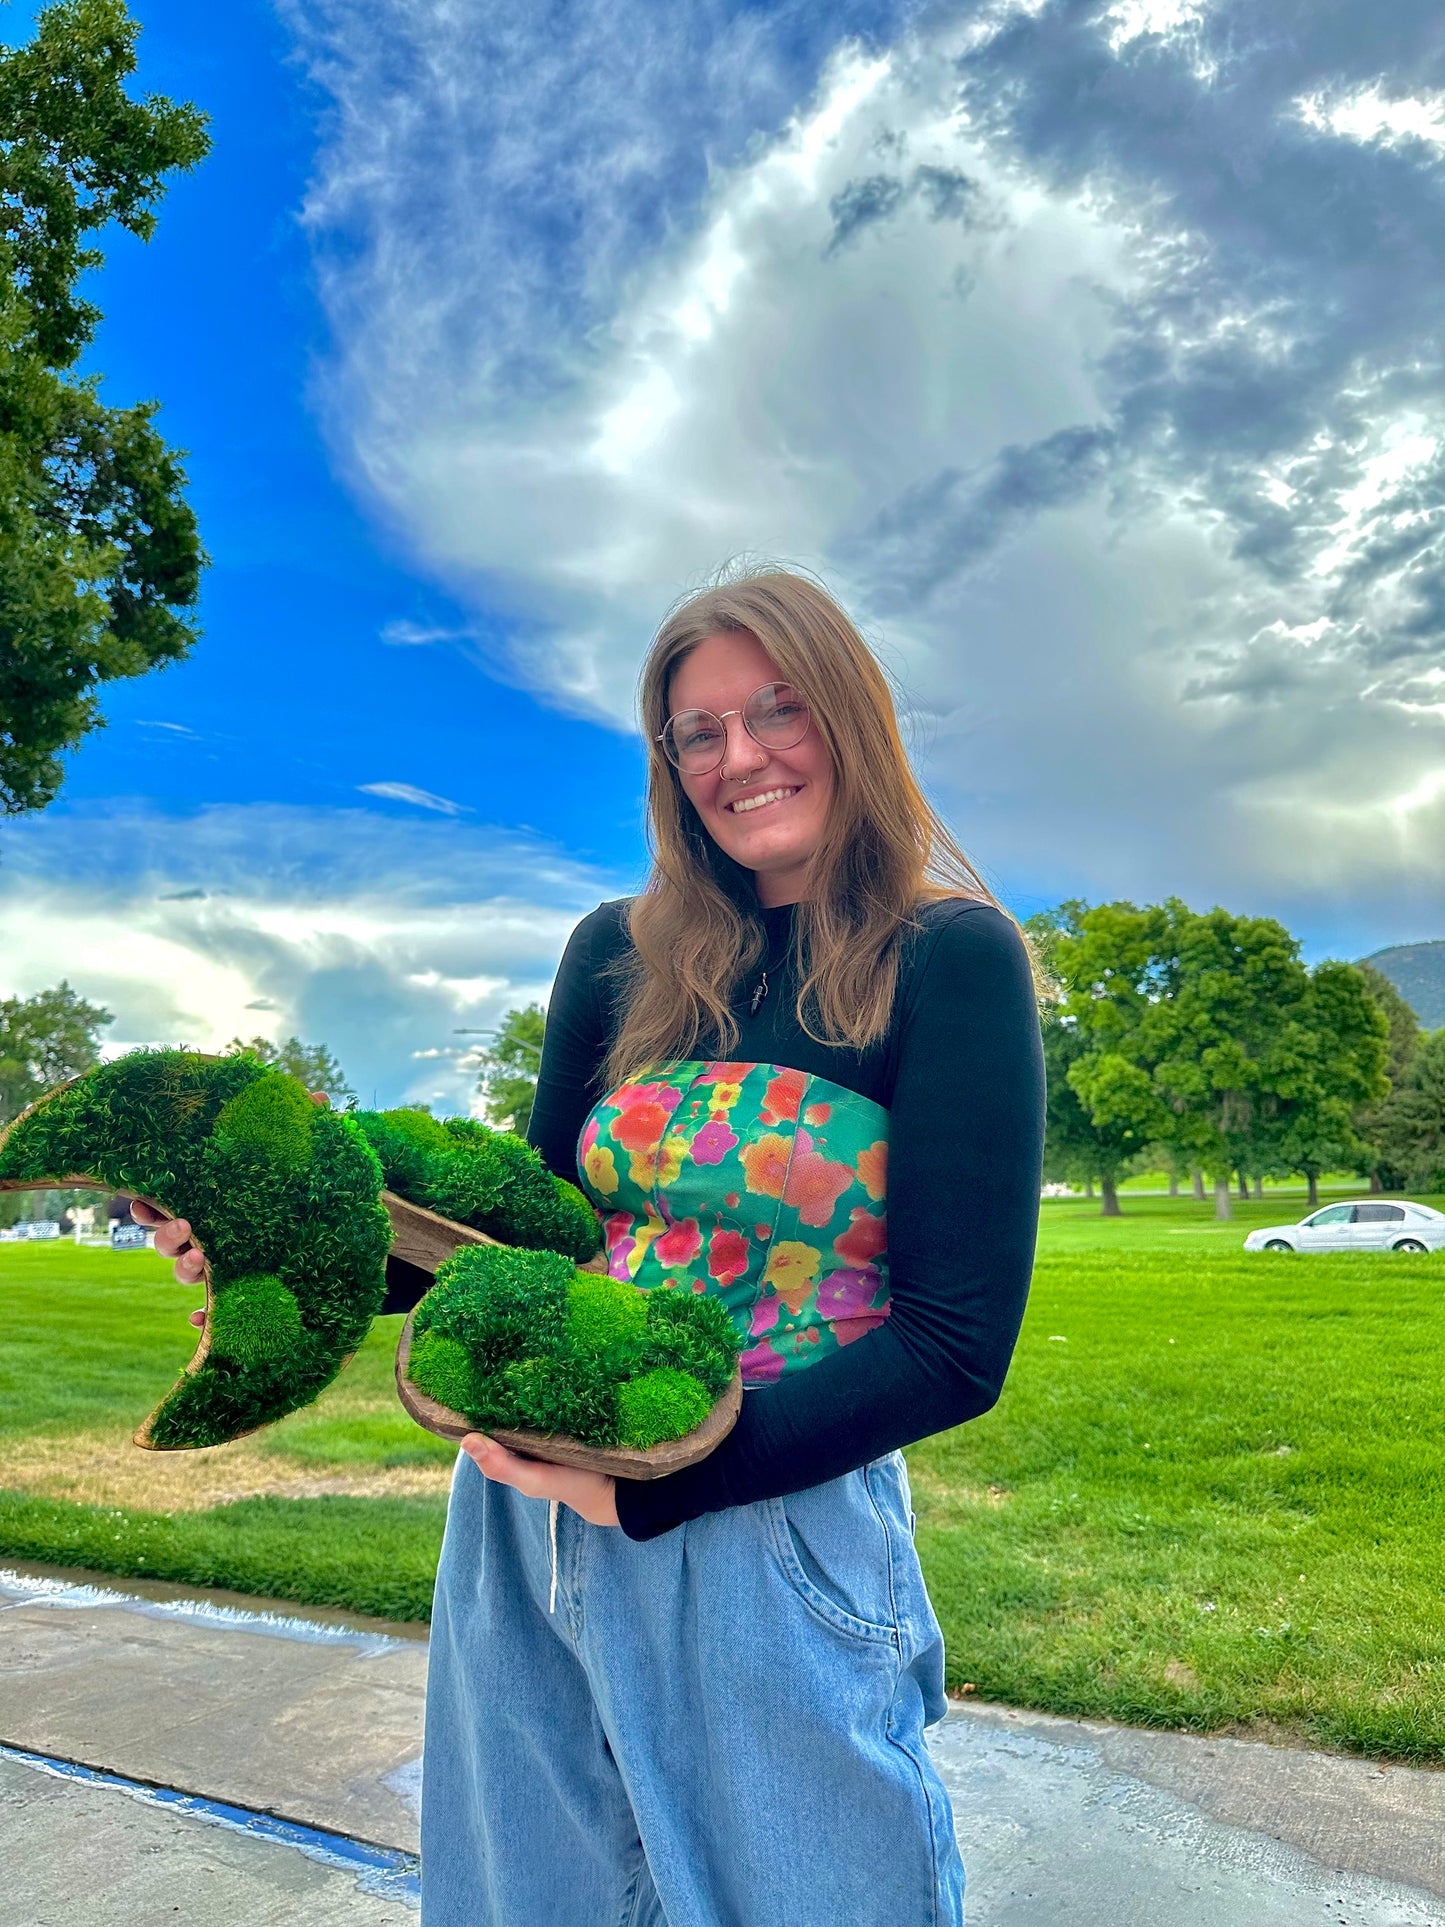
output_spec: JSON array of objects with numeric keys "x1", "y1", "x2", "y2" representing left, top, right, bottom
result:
[
  {"x1": 817, "y1": 1263, "x2": 884, "y2": 1322},
  {"x1": 700, "y1": 1061, "x2": 752, "y2": 1086},
  {"x1": 833, "y1": 1206, "x2": 886, "y2": 1268},
  {"x1": 739, "y1": 1339, "x2": 787, "y2": 1384},
  {"x1": 782, "y1": 1128, "x2": 854, "y2": 1228},
  {"x1": 691, "y1": 1117, "x2": 738, "y2": 1166},
  {"x1": 725, "y1": 1191, "x2": 740, "y2": 1209},
  {"x1": 832, "y1": 1308, "x2": 890, "y2": 1347},
  {"x1": 748, "y1": 1294, "x2": 781, "y2": 1337},
  {"x1": 612, "y1": 1081, "x2": 683, "y2": 1113},
  {"x1": 708, "y1": 1226, "x2": 750, "y2": 1288},
  {"x1": 581, "y1": 1116, "x2": 600, "y2": 1157},
  {"x1": 654, "y1": 1217, "x2": 703, "y2": 1269},
  {"x1": 762, "y1": 1068, "x2": 806, "y2": 1125}
]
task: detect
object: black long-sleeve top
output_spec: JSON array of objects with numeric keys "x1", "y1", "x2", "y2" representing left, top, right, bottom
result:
[{"x1": 527, "y1": 894, "x2": 1045, "y2": 1542}]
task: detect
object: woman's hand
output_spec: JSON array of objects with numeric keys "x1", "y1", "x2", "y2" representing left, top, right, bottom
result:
[
  {"x1": 462, "y1": 1434, "x2": 621, "y2": 1528},
  {"x1": 129, "y1": 1199, "x2": 207, "y2": 1325}
]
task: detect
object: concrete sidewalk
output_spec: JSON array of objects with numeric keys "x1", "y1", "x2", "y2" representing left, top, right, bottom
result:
[{"x1": 2, "y1": 1564, "x2": 1443, "y2": 1925}]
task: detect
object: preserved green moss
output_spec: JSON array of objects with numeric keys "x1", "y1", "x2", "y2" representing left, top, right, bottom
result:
[
  {"x1": 0, "y1": 1049, "x2": 391, "y2": 1447},
  {"x1": 355, "y1": 1109, "x2": 601, "y2": 1265},
  {"x1": 617, "y1": 1369, "x2": 713, "y2": 1450},
  {"x1": 407, "y1": 1245, "x2": 742, "y2": 1449}
]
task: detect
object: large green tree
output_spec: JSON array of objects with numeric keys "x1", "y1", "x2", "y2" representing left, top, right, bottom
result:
[
  {"x1": 224, "y1": 1035, "x2": 356, "y2": 1107},
  {"x1": 1354, "y1": 963, "x2": 1422, "y2": 1189},
  {"x1": 0, "y1": 979, "x2": 111, "y2": 1122},
  {"x1": 1047, "y1": 898, "x2": 1388, "y2": 1219},
  {"x1": 474, "y1": 1003, "x2": 546, "y2": 1135},
  {"x1": 1369, "y1": 1029, "x2": 1445, "y2": 1194},
  {"x1": 0, "y1": 0, "x2": 210, "y2": 816}
]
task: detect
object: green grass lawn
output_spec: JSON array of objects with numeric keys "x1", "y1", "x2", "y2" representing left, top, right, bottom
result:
[{"x1": 3, "y1": 1192, "x2": 1444, "y2": 1759}]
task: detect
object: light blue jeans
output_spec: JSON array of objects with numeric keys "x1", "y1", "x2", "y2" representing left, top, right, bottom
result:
[{"x1": 420, "y1": 1442, "x2": 967, "y2": 1926}]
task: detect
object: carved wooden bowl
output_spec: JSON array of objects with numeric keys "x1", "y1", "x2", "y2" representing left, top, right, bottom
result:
[{"x1": 394, "y1": 1305, "x2": 744, "y2": 1480}]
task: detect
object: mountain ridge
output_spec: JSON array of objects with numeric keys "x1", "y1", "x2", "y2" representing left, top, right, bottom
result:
[{"x1": 1361, "y1": 940, "x2": 1445, "y2": 1029}]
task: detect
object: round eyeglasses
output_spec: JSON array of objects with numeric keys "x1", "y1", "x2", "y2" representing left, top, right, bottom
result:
[{"x1": 657, "y1": 682, "x2": 812, "y2": 775}]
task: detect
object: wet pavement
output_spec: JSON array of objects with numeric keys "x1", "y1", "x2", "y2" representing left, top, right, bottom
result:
[{"x1": 2, "y1": 1565, "x2": 1442, "y2": 1925}]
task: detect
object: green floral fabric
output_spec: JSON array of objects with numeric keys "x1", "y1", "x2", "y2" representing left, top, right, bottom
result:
[{"x1": 577, "y1": 1061, "x2": 891, "y2": 1385}]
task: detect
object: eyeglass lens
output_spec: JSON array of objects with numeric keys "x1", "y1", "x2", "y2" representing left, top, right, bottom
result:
[{"x1": 662, "y1": 683, "x2": 810, "y2": 773}]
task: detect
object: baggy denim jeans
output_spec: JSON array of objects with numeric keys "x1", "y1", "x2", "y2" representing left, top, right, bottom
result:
[{"x1": 419, "y1": 1443, "x2": 967, "y2": 1927}]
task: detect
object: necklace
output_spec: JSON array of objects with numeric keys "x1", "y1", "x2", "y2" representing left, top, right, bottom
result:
[{"x1": 748, "y1": 970, "x2": 769, "y2": 1016}]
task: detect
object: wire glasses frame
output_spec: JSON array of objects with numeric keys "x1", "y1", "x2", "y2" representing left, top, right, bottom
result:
[{"x1": 656, "y1": 682, "x2": 812, "y2": 775}]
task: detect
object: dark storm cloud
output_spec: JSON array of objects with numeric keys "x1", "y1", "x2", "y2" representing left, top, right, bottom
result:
[
  {"x1": 852, "y1": 423, "x2": 1117, "y2": 606},
  {"x1": 826, "y1": 161, "x2": 984, "y2": 252},
  {"x1": 941, "y1": 0, "x2": 1445, "y2": 696},
  {"x1": 826, "y1": 173, "x2": 909, "y2": 252}
]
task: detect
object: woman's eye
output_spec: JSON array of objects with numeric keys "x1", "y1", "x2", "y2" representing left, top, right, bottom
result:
[{"x1": 683, "y1": 725, "x2": 722, "y2": 752}]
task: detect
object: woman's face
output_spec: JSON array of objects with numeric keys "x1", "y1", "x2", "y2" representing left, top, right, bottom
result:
[{"x1": 666, "y1": 630, "x2": 834, "y2": 908}]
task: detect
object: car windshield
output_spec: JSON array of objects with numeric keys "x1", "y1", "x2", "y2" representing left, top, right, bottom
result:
[{"x1": 1304, "y1": 1204, "x2": 1353, "y2": 1226}]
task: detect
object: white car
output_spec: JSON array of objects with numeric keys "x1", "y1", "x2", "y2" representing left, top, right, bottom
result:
[{"x1": 1244, "y1": 1201, "x2": 1445, "y2": 1254}]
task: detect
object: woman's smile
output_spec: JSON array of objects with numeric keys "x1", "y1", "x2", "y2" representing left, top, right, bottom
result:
[{"x1": 727, "y1": 785, "x2": 801, "y2": 814}]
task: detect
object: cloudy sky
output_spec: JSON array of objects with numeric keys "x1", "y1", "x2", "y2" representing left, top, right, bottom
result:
[{"x1": 2, "y1": 0, "x2": 1442, "y2": 1108}]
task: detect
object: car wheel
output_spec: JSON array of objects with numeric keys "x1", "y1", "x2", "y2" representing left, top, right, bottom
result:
[
  {"x1": 1392, "y1": 1239, "x2": 1428, "y2": 1254},
  {"x1": 1263, "y1": 1239, "x2": 1293, "y2": 1253}
]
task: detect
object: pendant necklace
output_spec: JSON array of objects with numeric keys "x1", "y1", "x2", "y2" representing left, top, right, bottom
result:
[{"x1": 749, "y1": 970, "x2": 769, "y2": 1016}]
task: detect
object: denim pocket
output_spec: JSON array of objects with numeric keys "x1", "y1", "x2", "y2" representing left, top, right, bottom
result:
[{"x1": 762, "y1": 1466, "x2": 902, "y2": 1647}]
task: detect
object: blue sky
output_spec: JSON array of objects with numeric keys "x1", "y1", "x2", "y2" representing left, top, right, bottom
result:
[{"x1": 2, "y1": 0, "x2": 1442, "y2": 1108}]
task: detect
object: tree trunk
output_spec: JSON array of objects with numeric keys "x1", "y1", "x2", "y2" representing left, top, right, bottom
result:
[
  {"x1": 1252, "y1": 1176, "x2": 1263, "y2": 1200},
  {"x1": 1307, "y1": 1171, "x2": 1319, "y2": 1209},
  {"x1": 1168, "y1": 1174, "x2": 1179, "y2": 1197},
  {"x1": 1192, "y1": 1169, "x2": 1206, "y2": 1201},
  {"x1": 1369, "y1": 1170, "x2": 1383, "y2": 1194},
  {"x1": 1101, "y1": 1175, "x2": 1121, "y2": 1217},
  {"x1": 1214, "y1": 1175, "x2": 1233, "y2": 1220},
  {"x1": 1237, "y1": 1171, "x2": 1250, "y2": 1201},
  {"x1": 1084, "y1": 1176, "x2": 1094, "y2": 1199}
]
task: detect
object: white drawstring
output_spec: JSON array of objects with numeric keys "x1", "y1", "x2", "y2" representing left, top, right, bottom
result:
[{"x1": 547, "y1": 1497, "x2": 559, "y2": 1615}]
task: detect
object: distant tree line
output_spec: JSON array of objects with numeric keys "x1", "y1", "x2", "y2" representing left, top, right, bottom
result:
[{"x1": 1028, "y1": 898, "x2": 1445, "y2": 1216}]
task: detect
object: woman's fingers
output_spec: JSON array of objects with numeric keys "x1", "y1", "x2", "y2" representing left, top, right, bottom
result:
[
  {"x1": 189, "y1": 1308, "x2": 206, "y2": 1329},
  {"x1": 127, "y1": 1199, "x2": 206, "y2": 1283},
  {"x1": 461, "y1": 1433, "x2": 620, "y2": 1527}
]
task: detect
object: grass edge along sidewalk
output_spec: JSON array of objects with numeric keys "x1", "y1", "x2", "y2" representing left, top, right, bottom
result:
[{"x1": 3, "y1": 1196, "x2": 1444, "y2": 1765}]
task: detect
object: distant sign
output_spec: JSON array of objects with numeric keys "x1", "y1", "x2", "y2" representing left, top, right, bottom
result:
[
  {"x1": 21, "y1": 1220, "x2": 61, "y2": 1241},
  {"x1": 110, "y1": 1222, "x2": 150, "y2": 1251}
]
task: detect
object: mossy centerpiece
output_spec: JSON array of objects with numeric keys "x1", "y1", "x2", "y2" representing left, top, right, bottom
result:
[
  {"x1": 0, "y1": 1050, "x2": 391, "y2": 1448},
  {"x1": 396, "y1": 1245, "x2": 745, "y2": 1478}
]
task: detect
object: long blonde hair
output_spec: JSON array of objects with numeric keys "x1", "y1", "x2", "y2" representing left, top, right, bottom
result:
[{"x1": 602, "y1": 567, "x2": 1005, "y2": 1088}]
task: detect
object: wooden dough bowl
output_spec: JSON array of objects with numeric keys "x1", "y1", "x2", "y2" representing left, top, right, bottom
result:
[{"x1": 395, "y1": 1305, "x2": 744, "y2": 1480}]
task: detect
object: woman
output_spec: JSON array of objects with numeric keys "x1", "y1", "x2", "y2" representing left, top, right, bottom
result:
[
  {"x1": 422, "y1": 570, "x2": 1044, "y2": 1925},
  {"x1": 145, "y1": 567, "x2": 1044, "y2": 1926}
]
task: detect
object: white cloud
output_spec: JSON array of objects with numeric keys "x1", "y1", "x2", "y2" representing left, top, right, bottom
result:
[
  {"x1": 357, "y1": 781, "x2": 471, "y2": 815},
  {"x1": 283, "y1": 0, "x2": 1445, "y2": 933},
  {"x1": 0, "y1": 804, "x2": 627, "y2": 1112}
]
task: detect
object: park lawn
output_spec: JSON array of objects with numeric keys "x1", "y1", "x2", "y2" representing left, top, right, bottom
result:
[{"x1": 2, "y1": 1194, "x2": 1444, "y2": 1760}]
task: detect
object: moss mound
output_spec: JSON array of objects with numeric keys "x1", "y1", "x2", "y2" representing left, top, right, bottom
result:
[
  {"x1": 407, "y1": 1246, "x2": 742, "y2": 1449},
  {"x1": 355, "y1": 1109, "x2": 601, "y2": 1264},
  {"x1": 0, "y1": 1049, "x2": 392, "y2": 1447}
]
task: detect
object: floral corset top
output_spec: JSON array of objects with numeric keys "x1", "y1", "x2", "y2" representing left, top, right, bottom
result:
[{"x1": 576, "y1": 1060, "x2": 891, "y2": 1386}]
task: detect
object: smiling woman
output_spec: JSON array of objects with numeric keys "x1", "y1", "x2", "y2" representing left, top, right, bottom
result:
[{"x1": 414, "y1": 566, "x2": 1047, "y2": 1927}]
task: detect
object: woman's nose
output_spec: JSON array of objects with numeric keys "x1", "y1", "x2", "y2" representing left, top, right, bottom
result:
[{"x1": 719, "y1": 714, "x2": 767, "y2": 780}]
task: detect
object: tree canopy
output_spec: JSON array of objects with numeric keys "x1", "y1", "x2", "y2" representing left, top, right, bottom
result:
[
  {"x1": 1039, "y1": 897, "x2": 1390, "y2": 1215},
  {"x1": 0, "y1": 0, "x2": 210, "y2": 816},
  {"x1": 474, "y1": 1003, "x2": 546, "y2": 1135},
  {"x1": 225, "y1": 1035, "x2": 356, "y2": 1107},
  {"x1": 0, "y1": 979, "x2": 112, "y2": 1122}
]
